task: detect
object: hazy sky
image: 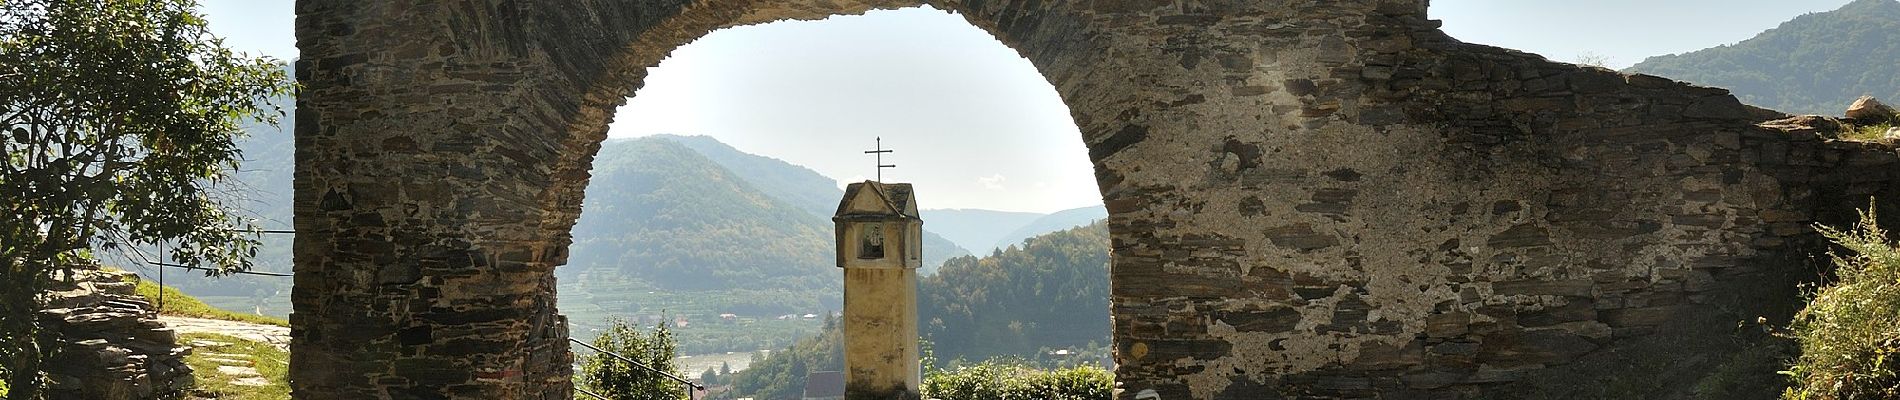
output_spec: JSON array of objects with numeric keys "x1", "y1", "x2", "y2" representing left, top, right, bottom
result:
[{"x1": 200, "y1": 0, "x2": 1858, "y2": 213}]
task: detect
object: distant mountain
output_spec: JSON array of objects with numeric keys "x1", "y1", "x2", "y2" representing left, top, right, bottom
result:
[
  {"x1": 655, "y1": 135, "x2": 969, "y2": 272},
  {"x1": 919, "y1": 209, "x2": 1046, "y2": 254},
  {"x1": 564, "y1": 138, "x2": 836, "y2": 291},
  {"x1": 659, "y1": 135, "x2": 843, "y2": 218},
  {"x1": 1625, "y1": 0, "x2": 1900, "y2": 115},
  {"x1": 989, "y1": 205, "x2": 1107, "y2": 251},
  {"x1": 561, "y1": 137, "x2": 851, "y2": 353}
]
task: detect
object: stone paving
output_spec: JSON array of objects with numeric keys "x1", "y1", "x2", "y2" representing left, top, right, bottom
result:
[
  {"x1": 162, "y1": 316, "x2": 290, "y2": 351},
  {"x1": 185, "y1": 340, "x2": 271, "y2": 388}
]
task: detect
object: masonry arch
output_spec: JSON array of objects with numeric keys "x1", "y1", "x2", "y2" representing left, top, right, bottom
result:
[
  {"x1": 295, "y1": 1, "x2": 1822, "y2": 399},
  {"x1": 292, "y1": 1, "x2": 1454, "y2": 398}
]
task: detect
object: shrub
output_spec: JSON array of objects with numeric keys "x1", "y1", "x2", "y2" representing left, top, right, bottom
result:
[
  {"x1": 1784, "y1": 208, "x2": 1900, "y2": 399},
  {"x1": 577, "y1": 319, "x2": 687, "y2": 400},
  {"x1": 1843, "y1": 121, "x2": 1895, "y2": 142},
  {"x1": 923, "y1": 359, "x2": 1112, "y2": 400}
]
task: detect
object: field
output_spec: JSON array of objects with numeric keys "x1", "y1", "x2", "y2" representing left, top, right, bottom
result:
[{"x1": 560, "y1": 271, "x2": 838, "y2": 355}]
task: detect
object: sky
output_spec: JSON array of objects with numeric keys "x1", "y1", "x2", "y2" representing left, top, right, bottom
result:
[{"x1": 200, "y1": 0, "x2": 1860, "y2": 213}]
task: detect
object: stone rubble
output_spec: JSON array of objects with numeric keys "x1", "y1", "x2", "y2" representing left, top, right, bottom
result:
[
  {"x1": 1846, "y1": 95, "x2": 1897, "y2": 123},
  {"x1": 1760, "y1": 115, "x2": 1848, "y2": 139},
  {"x1": 39, "y1": 267, "x2": 192, "y2": 400}
]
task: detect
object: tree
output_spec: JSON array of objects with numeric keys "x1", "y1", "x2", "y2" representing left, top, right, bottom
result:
[
  {"x1": 578, "y1": 319, "x2": 688, "y2": 400},
  {"x1": 0, "y1": 0, "x2": 289, "y2": 397}
]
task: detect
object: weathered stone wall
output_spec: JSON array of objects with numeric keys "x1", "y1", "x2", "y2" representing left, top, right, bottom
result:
[
  {"x1": 293, "y1": 0, "x2": 1899, "y2": 399},
  {"x1": 41, "y1": 268, "x2": 193, "y2": 400}
]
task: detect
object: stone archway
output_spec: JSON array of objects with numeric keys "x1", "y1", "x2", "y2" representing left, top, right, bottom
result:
[{"x1": 294, "y1": 0, "x2": 1860, "y2": 399}]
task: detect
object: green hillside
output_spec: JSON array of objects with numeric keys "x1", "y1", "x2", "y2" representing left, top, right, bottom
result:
[
  {"x1": 1625, "y1": 0, "x2": 1900, "y2": 115},
  {"x1": 566, "y1": 137, "x2": 836, "y2": 290},
  {"x1": 656, "y1": 134, "x2": 969, "y2": 272},
  {"x1": 920, "y1": 221, "x2": 1111, "y2": 363},
  {"x1": 561, "y1": 138, "x2": 847, "y2": 353}
]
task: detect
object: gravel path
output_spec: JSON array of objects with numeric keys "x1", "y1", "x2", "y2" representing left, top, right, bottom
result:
[{"x1": 160, "y1": 316, "x2": 291, "y2": 350}]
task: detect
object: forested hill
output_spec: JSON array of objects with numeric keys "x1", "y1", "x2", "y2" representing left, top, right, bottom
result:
[
  {"x1": 654, "y1": 134, "x2": 968, "y2": 271},
  {"x1": 564, "y1": 137, "x2": 836, "y2": 291},
  {"x1": 658, "y1": 134, "x2": 843, "y2": 218},
  {"x1": 920, "y1": 221, "x2": 1111, "y2": 363},
  {"x1": 1625, "y1": 0, "x2": 1900, "y2": 115}
]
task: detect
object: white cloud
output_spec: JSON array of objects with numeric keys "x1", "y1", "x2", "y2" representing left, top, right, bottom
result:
[{"x1": 977, "y1": 174, "x2": 1007, "y2": 190}]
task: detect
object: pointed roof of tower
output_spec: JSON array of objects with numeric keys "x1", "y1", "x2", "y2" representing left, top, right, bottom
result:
[{"x1": 834, "y1": 181, "x2": 919, "y2": 221}]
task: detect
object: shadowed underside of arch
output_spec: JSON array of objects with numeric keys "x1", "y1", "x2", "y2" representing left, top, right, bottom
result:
[{"x1": 292, "y1": 0, "x2": 1892, "y2": 398}]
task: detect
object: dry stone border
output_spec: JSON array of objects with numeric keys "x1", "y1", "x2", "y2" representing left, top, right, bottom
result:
[{"x1": 39, "y1": 267, "x2": 192, "y2": 400}]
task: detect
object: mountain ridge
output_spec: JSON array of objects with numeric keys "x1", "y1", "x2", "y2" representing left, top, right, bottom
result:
[{"x1": 1626, "y1": 0, "x2": 1900, "y2": 115}]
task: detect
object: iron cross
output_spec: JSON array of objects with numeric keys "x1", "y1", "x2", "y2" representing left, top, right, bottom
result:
[{"x1": 864, "y1": 137, "x2": 895, "y2": 182}]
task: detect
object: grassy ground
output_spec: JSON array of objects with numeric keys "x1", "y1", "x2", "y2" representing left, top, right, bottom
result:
[
  {"x1": 1843, "y1": 122, "x2": 1895, "y2": 141},
  {"x1": 180, "y1": 332, "x2": 289, "y2": 400},
  {"x1": 1841, "y1": 113, "x2": 1898, "y2": 142},
  {"x1": 128, "y1": 276, "x2": 288, "y2": 327}
]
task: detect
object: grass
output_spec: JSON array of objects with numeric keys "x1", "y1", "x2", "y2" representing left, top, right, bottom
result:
[
  {"x1": 179, "y1": 332, "x2": 289, "y2": 400},
  {"x1": 1842, "y1": 122, "x2": 1895, "y2": 141},
  {"x1": 1693, "y1": 338, "x2": 1795, "y2": 400},
  {"x1": 126, "y1": 275, "x2": 288, "y2": 327},
  {"x1": 1841, "y1": 113, "x2": 1898, "y2": 142}
]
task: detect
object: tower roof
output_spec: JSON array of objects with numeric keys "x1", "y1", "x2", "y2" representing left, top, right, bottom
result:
[{"x1": 833, "y1": 181, "x2": 919, "y2": 221}]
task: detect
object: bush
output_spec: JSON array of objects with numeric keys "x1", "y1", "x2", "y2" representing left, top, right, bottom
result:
[
  {"x1": 1784, "y1": 208, "x2": 1900, "y2": 399},
  {"x1": 577, "y1": 319, "x2": 687, "y2": 400},
  {"x1": 922, "y1": 359, "x2": 1112, "y2": 400}
]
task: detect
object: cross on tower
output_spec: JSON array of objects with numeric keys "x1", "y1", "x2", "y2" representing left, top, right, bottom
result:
[{"x1": 864, "y1": 137, "x2": 896, "y2": 182}]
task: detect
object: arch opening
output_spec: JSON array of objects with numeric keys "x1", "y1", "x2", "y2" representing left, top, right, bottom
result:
[{"x1": 558, "y1": 5, "x2": 1111, "y2": 392}]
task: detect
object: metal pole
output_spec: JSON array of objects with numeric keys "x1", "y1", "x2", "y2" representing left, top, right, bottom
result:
[{"x1": 156, "y1": 243, "x2": 165, "y2": 311}]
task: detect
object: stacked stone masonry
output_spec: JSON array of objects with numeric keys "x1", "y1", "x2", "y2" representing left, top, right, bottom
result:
[
  {"x1": 291, "y1": 0, "x2": 1900, "y2": 398},
  {"x1": 40, "y1": 267, "x2": 193, "y2": 400}
]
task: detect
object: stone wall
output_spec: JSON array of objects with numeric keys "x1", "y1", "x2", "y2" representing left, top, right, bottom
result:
[
  {"x1": 40, "y1": 268, "x2": 192, "y2": 400},
  {"x1": 292, "y1": 0, "x2": 1899, "y2": 399}
]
